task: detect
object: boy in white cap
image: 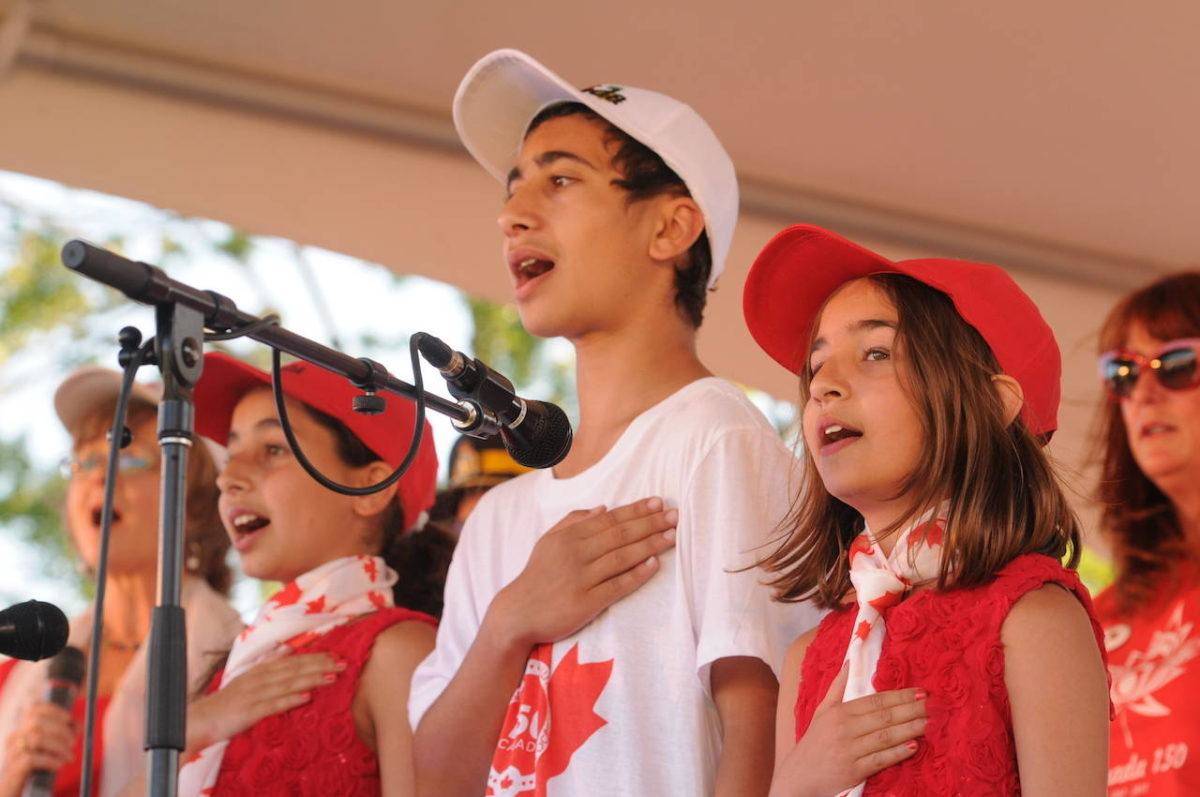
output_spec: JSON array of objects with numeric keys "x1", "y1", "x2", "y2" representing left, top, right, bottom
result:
[{"x1": 409, "y1": 49, "x2": 819, "y2": 796}]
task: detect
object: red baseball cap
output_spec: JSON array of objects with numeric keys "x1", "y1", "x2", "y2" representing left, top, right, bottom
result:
[
  {"x1": 742, "y1": 224, "x2": 1061, "y2": 440},
  {"x1": 193, "y1": 352, "x2": 438, "y2": 530}
]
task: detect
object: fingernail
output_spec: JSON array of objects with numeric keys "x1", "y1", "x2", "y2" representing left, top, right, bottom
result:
[
  {"x1": 334, "y1": 660, "x2": 348, "y2": 670},
  {"x1": 663, "y1": 529, "x2": 676, "y2": 542},
  {"x1": 664, "y1": 508, "x2": 678, "y2": 524},
  {"x1": 300, "y1": 691, "x2": 312, "y2": 701},
  {"x1": 644, "y1": 556, "x2": 657, "y2": 568},
  {"x1": 646, "y1": 497, "x2": 663, "y2": 510},
  {"x1": 914, "y1": 688, "x2": 927, "y2": 701},
  {"x1": 323, "y1": 673, "x2": 337, "y2": 683},
  {"x1": 906, "y1": 741, "x2": 918, "y2": 751}
]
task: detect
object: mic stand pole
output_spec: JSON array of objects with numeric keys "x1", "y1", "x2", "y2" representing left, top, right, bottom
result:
[{"x1": 145, "y1": 301, "x2": 205, "y2": 797}]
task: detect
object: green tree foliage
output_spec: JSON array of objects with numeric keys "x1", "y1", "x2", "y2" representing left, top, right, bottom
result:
[
  {"x1": 0, "y1": 226, "x2": 90, "y2": 365},
  {"x1": 0, "y1": 436, "x2": 84, "y2": 595},
  {"x1": 465, "y1": 297, "x2": 576, "y2": 415}
]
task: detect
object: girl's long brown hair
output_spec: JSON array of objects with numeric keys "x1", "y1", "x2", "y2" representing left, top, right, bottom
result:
[
  {"x1": 761, "y1": 274, "x2": 1080, "y2": 609},
  {"x1": 1095, "y1": 271, "x2": 1200, "y2": 617}
]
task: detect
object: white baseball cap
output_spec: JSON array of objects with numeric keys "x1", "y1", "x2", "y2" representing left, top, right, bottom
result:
[{"x1": 453, "y1": 48, "x2": 739, "y2": 289}]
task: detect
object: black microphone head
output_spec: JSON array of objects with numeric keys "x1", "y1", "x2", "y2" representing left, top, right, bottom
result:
[
  {"x1": 47, "y1": 646, "x2": 86, "y2": 685},
  {"x1": 414, "y1": 333, "x2": 454, "y2": 370},
  {"x1": 502, "y1": 400, "x2": 573, "y2": 469},
  {"x1": 0, "y1": 600, "x2": 70, "y2": 662}
]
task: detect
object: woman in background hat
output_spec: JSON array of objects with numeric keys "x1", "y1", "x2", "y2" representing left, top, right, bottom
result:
[
  {"x1": 0, "y1": 367, "x2": 242, "y2": 797},
  {"x1": 176, "y1": 352, "x2": 449, "y2": 797}
]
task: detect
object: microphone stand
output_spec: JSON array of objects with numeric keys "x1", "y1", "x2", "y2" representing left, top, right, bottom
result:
[
  {"x1": 60, "y1": 241, "x2": 477, "y2": 797},
  {"x1": 145, "y1": 300, "x2": 204, "y2": 797}
]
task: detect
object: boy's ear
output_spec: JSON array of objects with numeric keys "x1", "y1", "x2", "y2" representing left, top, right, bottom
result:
[
  {"x1": 648, "y1": 196, "x2": 704, "y2": 264},
  {"x1": 991, "y1": 374, "x2": 1025, "y2": 427},
  {"x1": 350, "y1": 461, "x2": 398, "y2": 519}
]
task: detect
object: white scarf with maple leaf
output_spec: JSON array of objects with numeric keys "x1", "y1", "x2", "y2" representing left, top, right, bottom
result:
[
  {"x1": 177, "y1": 555, "x2": 396, "y2": 797},
  {"x1": 840, "y1": 506, "x2": 947, "y2": 797}
]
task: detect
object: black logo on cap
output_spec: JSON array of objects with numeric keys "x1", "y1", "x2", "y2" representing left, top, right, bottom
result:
[{"x1": 582, "y1": 85, "x2": 626, "y2": 105}]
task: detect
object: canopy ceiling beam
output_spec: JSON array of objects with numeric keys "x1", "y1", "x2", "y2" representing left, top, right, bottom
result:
[{"x1": 10, "y1": 17, "x2": 1168, "y2": 291}]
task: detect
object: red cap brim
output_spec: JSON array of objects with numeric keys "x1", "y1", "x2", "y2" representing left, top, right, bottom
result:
[{"x1": 194, "y1": 353, "x2": 438, "y2": 529}]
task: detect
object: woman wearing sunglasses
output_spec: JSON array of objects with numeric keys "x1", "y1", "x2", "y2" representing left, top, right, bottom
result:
[{"x1": 1093, "y1": 271, "x2": 1200, "y2": 796}]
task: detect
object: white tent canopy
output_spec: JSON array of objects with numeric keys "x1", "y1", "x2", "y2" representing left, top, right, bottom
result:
[{"x1": 2, "y1": 1, "x2": 1195, "y2": 534}]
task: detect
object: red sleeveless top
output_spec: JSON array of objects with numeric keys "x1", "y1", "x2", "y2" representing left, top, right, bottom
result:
[
  {"x1": 794, "y1": 554, "x2": 1108, "y2": 796},
  {"x1": 208, "y1": 607, "x2": 435, "y2": 797}
]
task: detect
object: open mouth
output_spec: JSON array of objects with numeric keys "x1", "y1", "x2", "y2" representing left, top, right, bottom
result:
[
  {"x1": 509, "y1": 252, "x2": 556, "y2": 291},
  {"x1": 1141, "y1": 422, "x2": 1177, "y2": 439},
  {"x1": 90, "y1": 506, "x2": 122, "y2": 528},
  {"x1": 820, "y1": 422, "x2": 864, "y2": 450},
  {"x1": 229, "y1": 511, "x2": 271, "y2": 550}
]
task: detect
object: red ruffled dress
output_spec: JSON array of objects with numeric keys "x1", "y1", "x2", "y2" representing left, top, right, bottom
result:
[
  {"x1": 205, "y1": 607, "x2": 434, "y2": 797},
  {"x1": 793, "y1": 554, "x2": 1109, "y2": 796}
]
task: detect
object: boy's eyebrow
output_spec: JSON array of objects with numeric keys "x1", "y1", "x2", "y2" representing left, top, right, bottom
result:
[
  {"x1": 809, "y1": 318, "x2": 898, "y2": 355},
  {"x1": 505, "y1": 150, "x2": 600, "y2": 193}
]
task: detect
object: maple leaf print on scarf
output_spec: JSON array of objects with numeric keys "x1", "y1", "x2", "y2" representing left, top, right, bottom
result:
[{"x1": 269, "y1": 581, "x2": 302, "y2": 608}]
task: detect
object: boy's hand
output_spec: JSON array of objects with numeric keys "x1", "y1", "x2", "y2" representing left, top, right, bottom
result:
[{"x1": 488, "y1": 498, "x2": 677, "y2": 648}]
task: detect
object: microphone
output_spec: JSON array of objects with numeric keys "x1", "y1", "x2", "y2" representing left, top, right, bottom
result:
[
  {"x1": 415, "y1": 334, "x2": 573, "y2": 469},
  {"x1": 23, "y1": 647, "x2": 86, "y2": 797},
  {"x1": 0, "y1": 601, "x2": 69, "y2": 662}
]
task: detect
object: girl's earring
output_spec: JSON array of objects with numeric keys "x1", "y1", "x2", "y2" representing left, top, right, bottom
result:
[{"x1": 186, "y1": 542, "x2": 202, "y2": 573}]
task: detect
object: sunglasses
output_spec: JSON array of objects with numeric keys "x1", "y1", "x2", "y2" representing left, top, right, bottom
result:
[{"x1": 1098, "y1": 338, "x2": 1200, "y2": 399}]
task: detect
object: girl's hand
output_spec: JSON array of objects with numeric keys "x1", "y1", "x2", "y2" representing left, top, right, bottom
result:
[
  {"x1": 185, "y1": 653, "x2": 345, "y2": 753},
  {"x1": 0, "y1": 702, "x2": 77, "y2": 797},
  {"x1": 770, "y1": 663, "x2": 927, "y2": 797}
]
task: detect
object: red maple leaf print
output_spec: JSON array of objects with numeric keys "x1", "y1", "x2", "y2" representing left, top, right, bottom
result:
[
  {"x1": 285, "y1": 631, "x2": 321, "y2": 651},
  {"x1": 362, "y1": 557, "x2": 379, "y2": 582},
  {"x1": 856, "y1": 620, "x2": 873, "y2": 641},
  {"x1": 909, "y1": 520, "x2": 944, "y2": 549},
  {"x1": 182, "y1": 749, "x2": 204, "y2": 766},
  {"x1": 368, "y1": 591, "x2": 387, "y2": 610},
  {"x1": 487, "y1": 643, "x2": 612, "y2": 796},
  {"x1": 270, "y1": 581, "x2": 302, "y2": 608},
  {"x1": 540, "y1": 645, "x2": 613, "y2": 783},
  {"x1": 848, "y1": 536, "x2": 874, "y2": 563},
  {"x1": 868, "y1": 590, "x2": 903, "y2": 612},
  {"x1": 305, "y1": 596, "x2": 326, "y2": 614}
]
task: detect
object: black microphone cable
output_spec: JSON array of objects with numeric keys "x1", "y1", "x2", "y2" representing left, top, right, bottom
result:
[
  {"x1": 268, "y1": 336, "x2": 427, "y2": 496},
  {"x1": 79, "y1": 331, "x2": 151, "y2": 797}
]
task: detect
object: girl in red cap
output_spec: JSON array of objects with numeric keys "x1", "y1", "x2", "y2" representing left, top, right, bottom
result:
[
  {"x1": 742, "y1": 225, "x2": 1111, "y2": 796},
  {"x1": 1091, "y1": 272, "x2": 1200, "y2": 796},
  {"x1": 172, "y1": 352, "x2": 449, "y2": 797}
]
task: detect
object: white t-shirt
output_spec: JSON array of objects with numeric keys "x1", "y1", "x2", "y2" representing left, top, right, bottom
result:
[{"x1": 409, "y1": 377, "x2": 822, "y2": 796}]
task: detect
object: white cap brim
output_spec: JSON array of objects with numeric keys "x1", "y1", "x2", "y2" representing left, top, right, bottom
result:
[
  {"x1": 54, "y1": 366, "x2": 227, "y2": 463},
  {"x1": 54, "y1": 367, "x2": 162, "y2": 439}
]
